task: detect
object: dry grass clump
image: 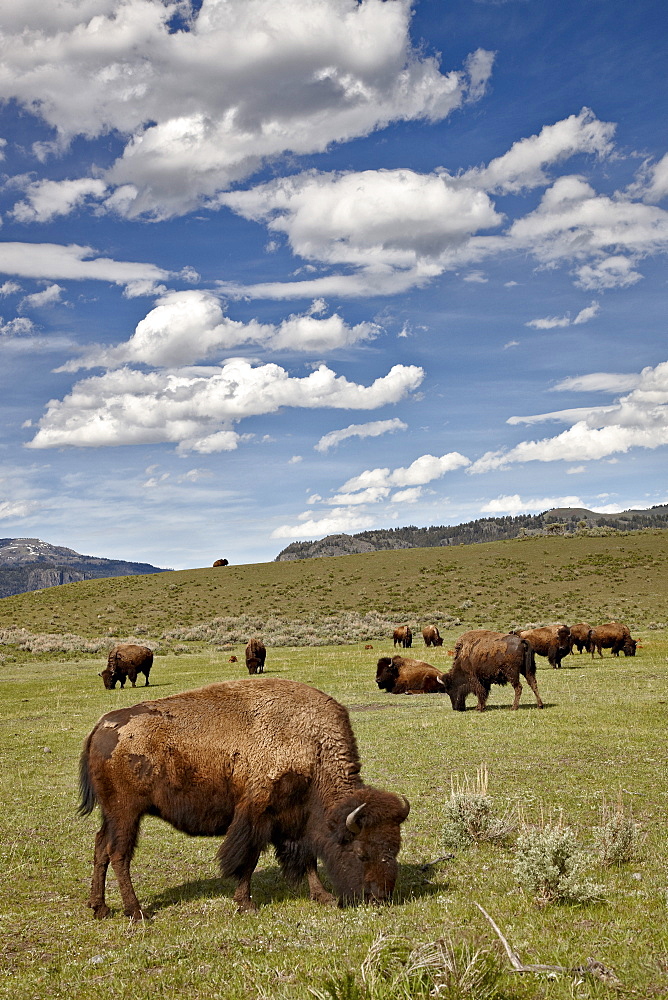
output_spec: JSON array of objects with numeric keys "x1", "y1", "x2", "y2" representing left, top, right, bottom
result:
[
  {"x1": 442, "y1": 769, "x2": 516, "y2": 850},
  {"x1": 512, "y1": 815, "x2": 605, "y2": 906},
  {"x1": 0, "y1": 626, "x2": 110, "y2": 654},
  {"x1": 308, "y1": 932, "x2": 517, "y2": 1000},
  {"x1": 593, "y1": 796, "x2": 643, "y2": 866}
]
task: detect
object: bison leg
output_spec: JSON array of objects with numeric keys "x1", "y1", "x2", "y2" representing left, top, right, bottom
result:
[
  {"x1": 107, "y1": 819, "x2": 144, "y2": 921},
  {"x1": 88, "y1": 822, "x2": 112, "y2": 919},
  {"x1": 306, "y1": 865, "x2": 337, "y2": 906},
  {"x1": 470, "y1": 677, "x2": 489, "y2": 711},
  {"x1": 275, "y1": 839, "x2": 337, "y2": 907},
  {"x1": 525, "y1": 673, "x2": 544, "y2": 709},
  {"x1": 511, "y1": 681, "x2": 523, "y2": 710}
]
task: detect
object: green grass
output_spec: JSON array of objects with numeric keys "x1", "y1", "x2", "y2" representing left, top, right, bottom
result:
[
  {"x1": 0, "y1": 529, "x2": 666, "y2": 640},
  {"x1": 2, "y1": 637, "x2": 668, "y2": 999}
]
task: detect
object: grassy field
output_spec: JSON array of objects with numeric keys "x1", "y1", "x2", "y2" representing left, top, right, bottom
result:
[
  {"x1": 1, "y1": 532, "x2": 667, "y2": 998},
  {"x1": 2, "y1": 634, "x2": 668, "y2": 999}
]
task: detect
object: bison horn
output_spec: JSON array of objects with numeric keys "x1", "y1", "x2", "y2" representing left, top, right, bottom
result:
[
  {"x1": 345, "y1": 802, "x2": 367, "y2": 834},
  {"x1": 398, "y1": 794, "x2": 410, "y2": 819}
]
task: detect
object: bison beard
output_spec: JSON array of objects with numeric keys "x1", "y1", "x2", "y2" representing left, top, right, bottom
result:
[{"x1": 78, "y1": 679, "x2": 409, "y2": 921}]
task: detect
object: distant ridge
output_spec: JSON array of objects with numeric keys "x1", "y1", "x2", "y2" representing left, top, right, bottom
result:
[
  {"x1": 275, "y1": 504, "x2": 668, "y2": 561},
  {"x1": 0, "y1": 538, "x2": 170, "y2": 599}
]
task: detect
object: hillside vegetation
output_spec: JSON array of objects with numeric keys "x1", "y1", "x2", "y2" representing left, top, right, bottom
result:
[{"x1": 0, "y1": 530, "x2": 665, "y2": 647}]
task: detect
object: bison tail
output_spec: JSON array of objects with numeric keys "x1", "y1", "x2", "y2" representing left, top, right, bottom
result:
[
  {"x1": 521, "y1": 639, "x2": 536, "y2": 676},
  {"x1": 77, "y1": 735, "x2": 98, "y2": 817}
]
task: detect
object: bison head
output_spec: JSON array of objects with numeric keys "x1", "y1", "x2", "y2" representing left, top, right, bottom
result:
[
  {"x1": 99, "y1": 668, "x2": 115, "y2": 690},
  {"x1": 375, "y1": 657, "x2": 399, "y2": 691},
  {"x1": 323, "y1": 789, "x2": 410, "y2": 904},
  {"x1": 622, "y1": 638, "x2": 637, "y2": 656}
]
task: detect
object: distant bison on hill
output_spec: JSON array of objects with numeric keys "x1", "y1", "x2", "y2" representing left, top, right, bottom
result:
[
  {"x1": 393, "y1": 625, "x2": 412, "y2": 648},
  {"x1": 518, "y1": 624, "x2": 571, "y2": 669},
  {"x1": 422, "y1": 625, "x2": 443, "y2": 647},
  {"x1": 100, "y1": 644, "x2": 153, "y2": 690},
  {"x1": 589, "y1": 623, "x2": 637, "y2": 657},
  {"x1": 78, "y1": 678, "x2": 410, "y2": 920},
  {"x1": 375, "y1": 655, "x2": 445, "y2": 695},
  {"x1": 245, "y1": 637, "x2": 266, "y2": 675},
  {"x1": 441, "y1": 630, "x2": 543, "y2": 712},
  {"x1": 213, "y1": 558, "x2": 229, "y2": 567}
]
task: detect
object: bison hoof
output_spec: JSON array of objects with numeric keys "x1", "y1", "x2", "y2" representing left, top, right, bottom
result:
[
  {"x1": 312, "y1": 889, "x2": 338, "y2": 907},
  {"x1": 89, "y1": 902, "x2": 111, "y2": 919}
]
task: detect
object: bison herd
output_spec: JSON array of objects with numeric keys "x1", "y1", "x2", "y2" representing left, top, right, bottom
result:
[
  {"x1": 83, "y1": 616, "x2": 638, "y2": 922},
  {"x1": 377, "y1": 620, "x2": 638, "y2": 710}
]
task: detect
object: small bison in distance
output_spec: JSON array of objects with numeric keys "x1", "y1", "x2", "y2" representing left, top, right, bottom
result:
[
  {"x1": 589, "y1": 623, "x2": 637, "y2": 657},
  {"x1": 78, "y1": 678, "x2": 410, "y2": 921},
  {"x1": 213, "y1": 558, "x2": 229, "y2": 567},
  {"x1": 245, "y1": 637, "x2": 266, "y2": 674},
  {"x1": 441, "y1": 630, "x2": 543, "y2": 711},
  {"x1": 375, "y1": 655, "x2": 445, "y2": 694},
  {"x1": 99, "y1": 644, "x2": 153, "y2": 690},
  {"x1": 569, "y1": 623, "x2": 593, "y2": 654},
  {"x1": 422, "y1": 625, "x2": 443, "y2": 647},
  {"x1": 393, "y1": 625, "x2": 412, "y2": 648},
  {"x1": 518, "y1": 625, "x2": 571, "y2": 669}
]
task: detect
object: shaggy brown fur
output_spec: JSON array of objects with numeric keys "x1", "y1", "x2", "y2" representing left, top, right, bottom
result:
[
  {"x1": 375, "y1": 655, "x2": 445, "y2": 694},
  {"x1": 392, "y1": 625, "x2": 412, "y2": 648},
  {"x1": 569, "y1": 623, "x2": 593, "y2": 654},
  {"x1": 518, "y1": 624, "x2": 571, "y2": 669},
  {"x1": 442, "y1": 630, "x2": 543, "y2": 712},
  {"x1": 78, "y1": 678, "x2": 410, "y2": 922},
  {"x1": 589, "y1": 623, "x2": 637, "y2": 657},
  {"x1": 421, "y1": 625, "x2": 443, "y2": 647},
  {"x1": 245, "y1": 637, "x2": 266, "y2": 674},
  {"x1": 99, "y1": 644, "x2": 153, "y2": 690}
]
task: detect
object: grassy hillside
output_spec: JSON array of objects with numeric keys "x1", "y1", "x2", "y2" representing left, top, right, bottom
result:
[{"x1": 0, "y1": 530, "x2": 666, "y2": 644}]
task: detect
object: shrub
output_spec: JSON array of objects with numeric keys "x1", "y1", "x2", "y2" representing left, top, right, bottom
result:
[
  {"x1": 442, "y1": 769, "x2": 516, "y2": 850},
  {"x1": 513, "y1": 818, "x2": 605, "y2": 905},
  {"x1": 593, "y1": 797, "x2": 643, "y2": 866}
]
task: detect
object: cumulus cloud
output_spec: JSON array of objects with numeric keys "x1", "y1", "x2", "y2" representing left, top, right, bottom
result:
[
  {"x1": 19, "y1": 284, "x2": 64, "y2": 311},
  {"x1": 0, "y1": 499, "x2": 39, "y2": 519},
  {"x1": 340, "y1": 451, "x2": 470, "y2": 493},
  {"x1": 0, "y1": 317, "x2": 36, "y2": 337},
  {"x1": 469, "y1": 359, "x2": 668, "y2": 472},
  {"x1": 525, "y1": 300, "x2": 599, "y2": 329},
  {"x1": 314, "y1": 417, "x2": 407, "y2": 453},
  {"x1": 11, "y1": 179, "x2": 107, "y2": 223},
  {"x1": 0, "y1": 242, "x2": 170, "y2": 293},
  {"x1": 573, "y1": 255, "x2": 643, "y2": 290},
  {"x1": 2, "y1": 0, "x2": 492, "y2": 220},
  {"x1": 27, "y1": 358, "x2": 424, "y2": 452},
  {"x1": 271, "y1": 506, "x2": 378, "y2": 539},
  {"x1": 58, "y1": 290, "x2": 380, "y2": 371},
  {"x1": 0, "y1": 281, "x2": 21, "y2": 297},
  {"x1": 480, "y1": 494, "x2": 584, "y2": 515}
]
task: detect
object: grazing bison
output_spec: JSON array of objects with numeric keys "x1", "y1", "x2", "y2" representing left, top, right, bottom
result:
[
  {"x1": 228, "y1": 656, "x2": 238, "y2": 663},
  {"x1": 99, "y1": 644, "x2": 153, "y2": 690},
  {"x1": 441, "y1": 630, "x2": 543, "y2": 711},
  {"x1": 78, "y1": 678, "x2": 410, "y2": 921},
  {"x1": 393, "y1": 625, "x2": 412, "y2": 648},
  {"x1": 518, "y1": 625, "x2": 571, "y2": 669},
  {"x1": 569, "y1": 623, "x2": 593, "y2": 654},
  {"x1": 422, "y1": 625, "x2": 443, "y2": 647},
  {"x1": 589, "y1": 623, "x2": 637, "y2": 657},
  {"x1": 375, "y1": 655, "x2": 445, "y2": 695},
  {"x1": 245, "y1": 637, "x2": 266, "y2": 675},
  {"x1": 213, "y1": 558, "x2": 229, "y2": 567}
]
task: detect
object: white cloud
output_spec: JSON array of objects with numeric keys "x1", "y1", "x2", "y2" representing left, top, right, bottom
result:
[
  {"x1": 551, "y1": 372, "x2": 642, "y2": 393},
  {"x1": 567, "y1": 466, "x2": 586, "y2": 474},
  {"x1": 0, "y1": 499, "x2": 39, "y2": 519},
  {"x1": 19, "y1": 284, "x2": 64, "y2": 311},
  {"x1": 27, "y1": 358, "x2": 424, "y2": 452},
  {"x1": 390, "y1": 486, "x2": 423, "y2": 503},
  {"x1": 469, "y1": 359, "x2": 668, "y2": 472},
  {"x1": 0, "y1": 317, "x2": 36, "y2": 337},
  {"x1": 462, "y1": 270, "x2": 488, "y2": 283},
  {"x1": 480, "y1": 494, "x2": 583, "y2": 515},
  {"x1": 328, "y1": 487, "x2": 390, "y2": 505},
  {"x1": 340, "y1": 451, "x2": 470, "y2": 492},
  {"x1": 525, "y1": 299, "x2": 599, "y2": 329},
  {"x1": 0, "y1": 281, "x2": 21, "y2": 296},
  {"x1": 11, "y1": 178, "x2": 107, "y2": 223},
  {"x1": 315, "y1": 417, "x2": 407, "y2": 453},
  {"x1": 59, "y1": 290, "x2": 380, "y2": 371},
  {"x1": 573, "y1": 255, "x2": 643, "y2": 290},
  {"x1": 271, "y1": 506, "x2": 378, "y2": 539},
  {"x1": 503, "y1": 340, "x2": 519, "y2": 349},
  {"x1": 1, "y1": 0, "x2": 491, "y2": 220},
  {"x1": 0, "y1": 242, "x2": 170, "y2": 293}
]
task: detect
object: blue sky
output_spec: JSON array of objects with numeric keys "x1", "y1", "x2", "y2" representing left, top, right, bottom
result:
[{"x1": 0, "y1": 0, "x2": 666, "y2": 569}]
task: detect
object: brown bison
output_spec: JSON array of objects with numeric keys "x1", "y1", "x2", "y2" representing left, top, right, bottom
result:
[
  {"x1": 393, "y1": 625, "x2": 412, "y2": 648},
  {"x1": 375, "y1": 655, "x2": 445, "y2": 695},
  {"x1": 228, "y1": 655, "x2": 238, "y2": 663},
  {"x1": 213, "y1": 558, "x2": 229, "y2": 567},
  {"x1": 422, "y1": 625, "x2": 443, "y2": 647},
  {"x1": 569, "y1": 623, "x2": 593, "y2": 654},
  {"x1": 245, "y1": 637, "x2": 266, "y2": 675},
  {"x1": 78, "y1": 678, "x2": 410, "y2": 921},
  {"x1": 441, "y1": 630, "x2": 543, "y2": 711},
  {"x1": 589, "y1": 623, "x2": 637, "y2": 657},
  {"x1": 518, "y1": 625, "x2": 571, "y2": 669},
  {"x1": 99, "y1": 644, "x2": 153, "y2": 689}
]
